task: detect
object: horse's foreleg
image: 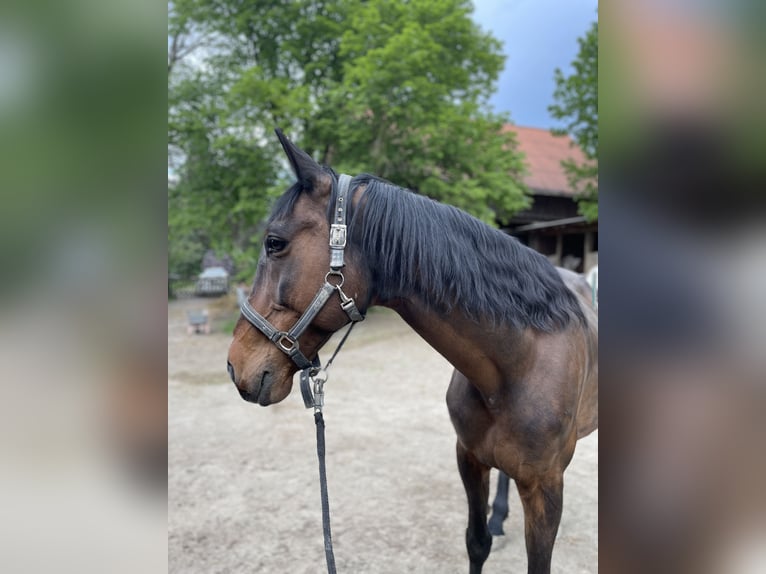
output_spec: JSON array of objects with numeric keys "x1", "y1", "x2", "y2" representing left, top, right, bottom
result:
[
  {"x1": 487, "y1": 470, "x2": 511, "y2": 536},
  {"x1": 456, "y1": 442, "x2": 492, "y2": 574},
  {"x1": 516, "y1": 472, "x2": 564, "y2": 574}
]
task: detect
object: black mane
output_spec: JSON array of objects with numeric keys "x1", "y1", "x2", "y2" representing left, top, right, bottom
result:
[
  {"x1": 270, "y1": 171, "x2": 586, "y2": 332},
  {"x1": 346, "y1": 175, "x2": 586, "y2": 332}
]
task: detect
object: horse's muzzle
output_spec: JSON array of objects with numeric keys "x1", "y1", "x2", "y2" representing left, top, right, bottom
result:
[{"x1": 233, "y1": 369, "x2": 275, "y2": 406}]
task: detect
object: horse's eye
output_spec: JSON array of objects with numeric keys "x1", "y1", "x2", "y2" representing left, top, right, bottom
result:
[{"x1": 265, "y1": 236, "x2": 288, "y2": 255}]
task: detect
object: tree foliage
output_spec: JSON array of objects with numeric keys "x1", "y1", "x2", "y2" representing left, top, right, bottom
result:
[
  {"x1": 549, "y1": 20, "x2": 598, "y2": 221},
  {"x1": 168, "y1": 0, "x2": 529, "y2": 276}
]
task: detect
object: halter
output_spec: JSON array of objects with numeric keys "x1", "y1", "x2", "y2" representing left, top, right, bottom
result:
[
  {"x1": 239, "y1": 173, "x2": 365, "y2": 385},
  {"x1": 239, "y1": 173, "x2": 363, "y2": 574}
]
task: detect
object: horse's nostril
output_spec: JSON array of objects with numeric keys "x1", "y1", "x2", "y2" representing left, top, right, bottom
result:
[{"x1": 226, "y1": 361, "x2": 236, "y2": 383}]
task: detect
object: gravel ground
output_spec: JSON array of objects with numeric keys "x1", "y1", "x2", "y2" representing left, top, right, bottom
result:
[{"x1": 169, "y1": 297, "x2": 597, "y2": 573}]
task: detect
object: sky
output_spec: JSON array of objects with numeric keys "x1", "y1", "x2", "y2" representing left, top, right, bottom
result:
[{"x1": 472, "y1": 0, "x2": 598, "y2": 129}]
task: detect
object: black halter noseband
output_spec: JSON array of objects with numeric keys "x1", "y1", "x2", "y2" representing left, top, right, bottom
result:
[{"x1": 239, "y1": 173, "x2": 365, "y2": 373}]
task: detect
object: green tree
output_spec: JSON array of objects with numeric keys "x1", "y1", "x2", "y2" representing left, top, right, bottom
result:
[
  {"x1": 549, "y1": 20, "x2": 598, "y2": 221},
  {"x1": 168, "y1": 66, "x2": 282, "y2": 278},
  {"x1": 168, "y1": 0, "x2": 529, "y2": 275}
]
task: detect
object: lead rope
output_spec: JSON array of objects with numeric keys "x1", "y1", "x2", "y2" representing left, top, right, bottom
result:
[
  {"x1": 301, "y1": 321, "x2": 358, "y2": 574},
  {"x1": 315, "y1": 410, "x2": 335, "y2": 574}
]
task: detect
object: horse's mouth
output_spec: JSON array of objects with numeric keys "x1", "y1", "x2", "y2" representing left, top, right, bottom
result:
[{"x1": 238, "y1": 371, "x2": 272, "y2": 406}]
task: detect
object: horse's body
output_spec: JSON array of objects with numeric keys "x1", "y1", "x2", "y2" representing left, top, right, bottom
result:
[
  {"x1": 227, "y1": 131, "x2": 598, "y2": 574},
  {"x1": 487, "y1": 265, "x2": 597, "y2": 541},
  {"x1": 448, "y1": 265, "x2": 597, "y2": 572}
]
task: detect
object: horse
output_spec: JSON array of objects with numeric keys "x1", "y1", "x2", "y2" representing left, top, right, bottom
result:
[{"x1": 227, "y1": 130, "x2": 598, "y2": 574}]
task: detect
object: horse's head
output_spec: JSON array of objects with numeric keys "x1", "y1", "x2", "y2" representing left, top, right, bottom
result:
[{"x1": 227, "y1": 131, "x2": 369, "y2": 405}]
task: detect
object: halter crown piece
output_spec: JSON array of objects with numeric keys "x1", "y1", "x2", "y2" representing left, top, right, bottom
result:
[{"x1": 239, "y1": 174, "x2": 364, "y2": 409}]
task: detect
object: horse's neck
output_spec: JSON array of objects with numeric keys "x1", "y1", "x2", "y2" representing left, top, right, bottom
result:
[{"x1": 385, "y1": 298, "x2": 532, "y2": 393}]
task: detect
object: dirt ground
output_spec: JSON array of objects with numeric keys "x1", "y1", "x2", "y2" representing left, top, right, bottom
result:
[{"x1": 169, "y1": 296, "x2": 597, "y2": 574}]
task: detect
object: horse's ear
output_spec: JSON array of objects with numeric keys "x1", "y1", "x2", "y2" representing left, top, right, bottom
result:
[{"x1": 275, "y1": 128, "x2": 331, "y2": 198}]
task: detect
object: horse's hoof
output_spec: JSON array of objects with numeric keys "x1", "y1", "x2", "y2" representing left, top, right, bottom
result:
[{"x1": 488, "y1": 521, "x2": 505, "y2": 536}]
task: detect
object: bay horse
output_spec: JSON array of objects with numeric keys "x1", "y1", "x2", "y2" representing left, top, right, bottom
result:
[{"x1": 227, "y1": 130, "x2": 598, "y2": 574}]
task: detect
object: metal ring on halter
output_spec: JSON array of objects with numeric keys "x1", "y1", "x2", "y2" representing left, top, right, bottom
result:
[
  {"x1": 275, "y1": 333, "x2": 298, "y2": 352},
  {"x1": 324, "y1": 270, "x2": 345, "y2": 287}
]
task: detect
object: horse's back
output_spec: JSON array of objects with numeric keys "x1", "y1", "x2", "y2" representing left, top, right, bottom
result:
[{"x1": 556, "y1": 267, "x2": 594, "y2": 307}]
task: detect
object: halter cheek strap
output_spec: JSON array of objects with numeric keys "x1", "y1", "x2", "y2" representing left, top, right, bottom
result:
[
  {"x1": 240, "y1": 281, "x2": 337, "y2": 370},
  {"x1": 239, "y1": 173, "x2": 364, "y2": 372}
]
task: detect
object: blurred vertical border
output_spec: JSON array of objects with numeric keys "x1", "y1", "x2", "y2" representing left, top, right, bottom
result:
[
  {"x1": 600, "y1": 1, "x2": 766, "y2": 572},
  {"x1": 0, "y1": 0, "x2": 167, "y2": 572}
]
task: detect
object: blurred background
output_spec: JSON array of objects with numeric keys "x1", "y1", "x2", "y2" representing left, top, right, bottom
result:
[
  {"x1": 599, "y1": 1, "x2": 766, "y2": 572},
  {"x1": 0, "y1": 0, "x2": 167, "y2": 572},
  {"x1": 0, "y1": 0, "x2": 763, "y2": 572}
]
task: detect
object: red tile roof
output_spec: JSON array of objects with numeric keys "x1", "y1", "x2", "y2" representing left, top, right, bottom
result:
[{"x1": 503, "y1": 125, "x2": 588, "y2": 197}]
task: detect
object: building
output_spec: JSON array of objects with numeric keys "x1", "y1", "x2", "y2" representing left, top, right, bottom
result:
[{"x1": 503, "y1": 125, "x2": 597, "y2": 273}]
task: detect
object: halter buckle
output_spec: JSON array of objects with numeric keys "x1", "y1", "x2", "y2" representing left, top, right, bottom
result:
[
  {"x1": 275, "y1": 333, "x2": 299, "y2": 353},
  {"x1": 329, "y1": 224, "x2": 347, "y2": 248}
]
